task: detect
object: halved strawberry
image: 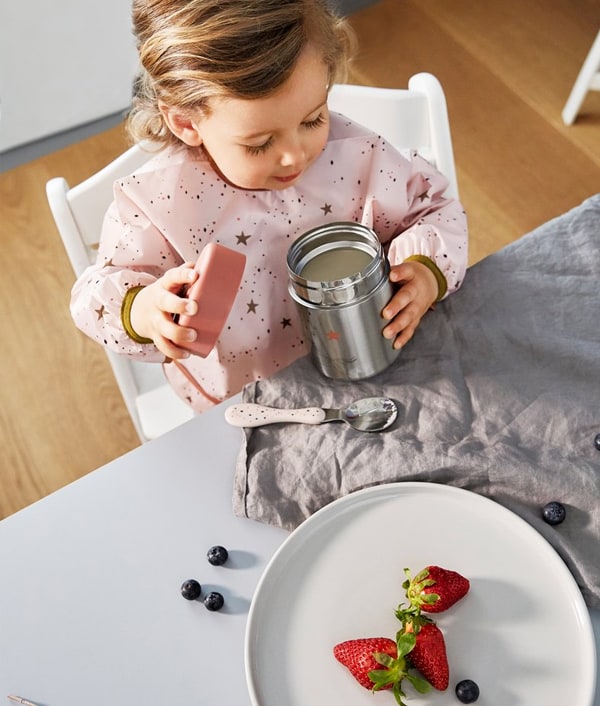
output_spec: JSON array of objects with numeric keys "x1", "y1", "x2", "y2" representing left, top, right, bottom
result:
[
  {"x1": 403, "y1": 565, "x2": 470, "y2": 613},
  {"x1": 333, "y1": 634, "x2": 430, "y2": 705}
]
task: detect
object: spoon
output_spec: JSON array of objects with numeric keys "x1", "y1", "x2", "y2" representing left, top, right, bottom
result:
[{"x1": 224, "y1": 396, "x2": 397, "y2": 432}]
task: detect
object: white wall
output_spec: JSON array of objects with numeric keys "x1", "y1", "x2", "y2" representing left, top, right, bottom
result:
[
  {"x1": 0, "y1": 0, "x2": 138, "y2": 152},
  {"x1": 0, "y1": 0, "x2": 377, "y2": 158}
]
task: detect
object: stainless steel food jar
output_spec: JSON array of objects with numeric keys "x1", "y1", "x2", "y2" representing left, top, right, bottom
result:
[{"x1": 287, "y1": 222, "x2": 400, "y2": 380}]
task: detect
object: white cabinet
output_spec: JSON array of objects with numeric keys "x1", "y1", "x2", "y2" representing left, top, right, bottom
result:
[{"x1": 0, "y1": 1, "x2": 138, "y2": 152}]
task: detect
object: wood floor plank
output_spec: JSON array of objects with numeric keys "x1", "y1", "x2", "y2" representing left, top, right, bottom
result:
[{"x1": 410, "y1": 0, "x2": 600, "y2": 165}]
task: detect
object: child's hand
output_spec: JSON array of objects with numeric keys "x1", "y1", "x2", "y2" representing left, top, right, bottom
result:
[
  {"x1": 130, "y1": 263, "x2": 199, "y2": 359},
  {"x1": 381, "y1": 260, "x2": 440, "y2": 350}
]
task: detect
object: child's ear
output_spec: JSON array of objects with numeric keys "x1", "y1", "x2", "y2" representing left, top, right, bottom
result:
[{"x1": 159, "y1": 102, "x2": 202, "y2": 146}]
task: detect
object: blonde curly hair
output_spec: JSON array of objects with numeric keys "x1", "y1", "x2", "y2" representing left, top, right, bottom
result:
[{"x1": 128, "y1": 0, "x2": 355, "y2": 148}]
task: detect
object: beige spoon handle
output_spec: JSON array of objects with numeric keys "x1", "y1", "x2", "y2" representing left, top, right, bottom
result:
[{"x1": 225, "y1": 403, "x2": 326, "y2": 427}]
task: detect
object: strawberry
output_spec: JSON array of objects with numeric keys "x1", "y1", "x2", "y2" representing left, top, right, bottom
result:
[
  {"x1": 402, "y1": 620, "x2": 449, "y2": 691},
  {"x1": 334, "y1": 637, "x2": 396, "y2": 691},
  {"x1": 333, "y1": 634, "x2": 431, "y2": 706},
  {"x1": 402, "y1": 565, "x2": 470, "y2": 613}
]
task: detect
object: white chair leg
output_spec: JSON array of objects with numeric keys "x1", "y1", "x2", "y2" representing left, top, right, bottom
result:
[{"x1": 562, "y1": 30, "x2": 600, "y2": 125}]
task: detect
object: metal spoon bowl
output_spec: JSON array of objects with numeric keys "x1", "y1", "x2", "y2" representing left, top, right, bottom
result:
[{"x1": 225, "y1": 396, "x2": 397, "y2": 432}]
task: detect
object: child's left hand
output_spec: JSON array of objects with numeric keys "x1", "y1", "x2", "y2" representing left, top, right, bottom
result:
[{"x1": 381, "y1": 260, "x2": 440, "y2": 349}]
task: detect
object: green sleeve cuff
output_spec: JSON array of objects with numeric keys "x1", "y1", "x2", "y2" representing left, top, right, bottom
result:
[
  {"x1": 121, "y1": 286, "x2": 154, "y2": 344},
  {"x1": 404, "y1": 254, "x2": 448, "y2": 301}
]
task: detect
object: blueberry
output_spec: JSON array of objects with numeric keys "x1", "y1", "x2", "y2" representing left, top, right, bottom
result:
[
  {"x1": 455, "y1": 679, "x2": 480, "y2": 703},
  {"x1": 594, "y1": 433, "x2": 600, "y2": 451},
  {"x1": 207, "y1": 545, "x2": 229, "y2": 566},
  {"x1": 204, "y1": 591, "x2": 224, "y2": 611},
  {"x1": 181, "y1": 579, "x2": 202, "y2": 601},
  {"x1": 542, "y1": 501, "x2": 566, "y2": 525}
]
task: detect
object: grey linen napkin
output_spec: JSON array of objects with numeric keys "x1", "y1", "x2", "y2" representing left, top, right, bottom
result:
[{"x1": 232, "y1": 194, "x2": 600, "y2": 608}]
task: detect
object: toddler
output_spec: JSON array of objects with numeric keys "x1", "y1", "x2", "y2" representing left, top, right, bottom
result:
[{"x1": 71, "y1": 0, "x2": 468, "y2": 412}]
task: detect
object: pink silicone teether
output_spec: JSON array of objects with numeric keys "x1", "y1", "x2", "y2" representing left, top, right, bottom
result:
[{"x1": 178, "y1": 243, "x2": 246, "y2": 357}]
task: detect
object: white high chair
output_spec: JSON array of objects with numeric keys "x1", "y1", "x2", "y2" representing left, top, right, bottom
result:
[
  {"x1": 328, "y1": 72, "x2": 459, "y2": 199},
  {"x1": 46, "y1": 71, "x2": 458, "y2": 442},
  {"x1": 562, "y1": 29, "x2": 600, "y2": 125},
  {"x1": 46, "y1": 146, "x2": 195, "y2": 443}
]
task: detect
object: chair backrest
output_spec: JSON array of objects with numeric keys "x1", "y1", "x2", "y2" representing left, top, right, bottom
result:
[
  {"x1": 47, "y1": 144, "x2": 151, "y2": 276},
  {"x1": 46, "y1": 143, "x2": 195, "y2": 442},
  {"x1": 328, "y1": 73, "x2": 459, "y2": 199}
]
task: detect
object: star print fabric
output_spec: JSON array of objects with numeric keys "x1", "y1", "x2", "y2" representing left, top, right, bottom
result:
[{"x1": 70, "y1": 113, "x2": 468, "y2": 412}]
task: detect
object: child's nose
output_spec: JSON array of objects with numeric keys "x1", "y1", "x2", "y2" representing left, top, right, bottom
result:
[{"x1": 279, "y1": 135, "x2": 305, "y2": 167}]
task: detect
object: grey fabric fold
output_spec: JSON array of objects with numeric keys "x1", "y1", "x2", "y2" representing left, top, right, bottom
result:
[{"x1": 232, "y1": 194, "x2": 600, "y2": 608}]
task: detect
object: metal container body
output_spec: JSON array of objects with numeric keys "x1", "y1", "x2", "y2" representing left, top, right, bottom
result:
[{"x1": 287, "y1": 222, "x2": 400, "y2": 380}]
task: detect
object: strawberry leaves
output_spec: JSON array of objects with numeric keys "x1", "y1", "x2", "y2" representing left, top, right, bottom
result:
[
  {"x1": 392, "y1": 631, "x2": 432, "y2": 699},
  {"x1": 369, "y1": 631, "x2": 431, "y2": 705},
  {"x1": 403, "y1": 566, "x2": 440, "y2": 607}
]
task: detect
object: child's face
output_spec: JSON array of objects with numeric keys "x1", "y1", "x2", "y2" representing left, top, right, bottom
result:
[{"x1": 194, "y1": 45, "x2": 330, "y2": 191}]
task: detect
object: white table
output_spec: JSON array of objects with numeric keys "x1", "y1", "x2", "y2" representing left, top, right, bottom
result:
[{"x1": 0, "y1": 398, "x2": 599, "y2": 706}]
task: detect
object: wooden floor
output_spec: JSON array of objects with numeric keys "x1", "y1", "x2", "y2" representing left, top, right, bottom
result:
[{"x1": 1, "y1": 0, "x2": 599, "y2": 519}]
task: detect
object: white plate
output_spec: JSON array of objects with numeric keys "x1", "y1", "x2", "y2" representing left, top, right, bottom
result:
[{"x1": 245, "y1": 482, "x2": 596, "y2": 706}]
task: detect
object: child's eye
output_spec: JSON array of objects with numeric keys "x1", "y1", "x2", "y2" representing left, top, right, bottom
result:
[
  {"x1": 302, "y1": 113, "x2": 326, "y2": 130},
  {"x1": 243, "y1": 113, "x2": 326, "y2": 155},
  {"x1": 245, "y1": 137, "x2": 273, "y2": 156}
]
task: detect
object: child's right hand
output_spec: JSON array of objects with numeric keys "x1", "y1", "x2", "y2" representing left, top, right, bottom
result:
[{"x1": 129, "y1": 263, "x2": 199, "y2": 359}]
